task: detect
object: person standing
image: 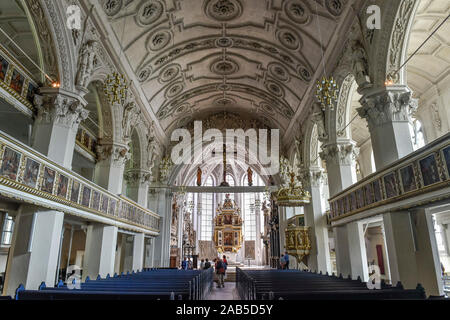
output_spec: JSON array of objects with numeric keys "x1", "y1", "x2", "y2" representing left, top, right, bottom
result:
[
  {"x1": 215, "y1": 258, "x2": 225, "y2": 288},
  {"x1": 284, "y1": 252, "x2": 290, "y2": 270},
  {"x1": 204, "y1": 258, "x2": 211, "y2": 269},
  {"x1": 280, "y1": 254, "x2": 286, "y2": 269},
  {"x1": 200, "y1": 259, "x2": 205, "y2": 270},
  {"x1": 181, "y1": 257, "x2": 188, "y2": 270}
]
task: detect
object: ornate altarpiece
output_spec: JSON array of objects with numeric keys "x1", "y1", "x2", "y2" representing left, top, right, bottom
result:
[{"x1": 213, "y1": 194, "x2": 243, "y2": 253}]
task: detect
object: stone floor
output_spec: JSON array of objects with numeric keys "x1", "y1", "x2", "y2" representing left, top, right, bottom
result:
[{"x1": 205, "y1": 282, "x2": 239, "y2": 300}]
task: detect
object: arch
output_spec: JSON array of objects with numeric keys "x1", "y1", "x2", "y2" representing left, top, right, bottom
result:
[
  {"x1": 371, "y1": 0, "x2": 420, "y2": 86},
  {"x1": 25, "y1": 0, "x2": 77, "y2": 89}
]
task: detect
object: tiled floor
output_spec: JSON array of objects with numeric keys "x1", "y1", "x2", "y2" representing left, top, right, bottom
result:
[{"x1": 205, "y1": 282, "x2": 239, "y2": 300}]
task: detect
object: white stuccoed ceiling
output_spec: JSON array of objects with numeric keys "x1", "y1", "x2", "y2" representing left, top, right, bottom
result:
[
  {"x1": 101, "y1": 0, "x2": 348, "y2": 135},
  {"x1": 406, "y1": 0, "x2": 450, "y2": 98}
]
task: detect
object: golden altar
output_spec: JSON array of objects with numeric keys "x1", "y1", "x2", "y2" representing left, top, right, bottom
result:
[{"x1": 213, "y1": 194, "x2": 243, "y2": 253}]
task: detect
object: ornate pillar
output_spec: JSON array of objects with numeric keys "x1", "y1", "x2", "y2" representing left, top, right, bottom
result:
[
  {"x1": 301, "y1": 167, "x2": 331, "y2": 274},
  {"x1": 358, "y1": 85, "x2": 416, "y2": 170},
  {"x1": 95, "y1": 142, "x2": 130, "y2": 195},
  {"x1": 124, "y1": 169, "x2": 151, "y2": 206},
  {"x1": 32, "y1": 88, "x2": 88, "y2": 169},
  {"x1": 320, "y1": 140, "x2": 359, "y2": 197},
  {"x1": 95, "y1": 100, "x2": 141, "y2": 195}
]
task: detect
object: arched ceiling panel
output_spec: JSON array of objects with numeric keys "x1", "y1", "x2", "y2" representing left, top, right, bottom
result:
[{"x1": 101, "y1": 0, "x2": 348, "y2": 132}]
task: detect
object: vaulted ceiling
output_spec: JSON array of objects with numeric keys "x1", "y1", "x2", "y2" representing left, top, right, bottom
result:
[
  {"x1": 102, "y1": 0, "x2": 349, "y2": 135},
  {"x1": 406, "y1": 0, "x2": 450, "y2": 98}
]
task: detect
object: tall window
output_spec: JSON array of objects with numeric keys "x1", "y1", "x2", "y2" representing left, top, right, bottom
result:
[
  {"x1": 1, "y1": 214, "x2": 14, "y2": 246},
  {"x1": 200, "y1": 176, "x2": 214, "y2": 241}
]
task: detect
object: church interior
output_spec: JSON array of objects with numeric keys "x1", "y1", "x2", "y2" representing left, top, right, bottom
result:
[{"x1": 0, "y1": 0, "x2": 449, "y2": 302}]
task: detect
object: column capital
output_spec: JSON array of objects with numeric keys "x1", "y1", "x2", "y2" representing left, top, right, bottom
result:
[
  {"x1": 124, "y1": 169, "x2": 152, "y2": 186},
  {"x1": 34, "y1": 88, "x2": 89, "y2": 129},
  {"x1": 357, "y1": 85, "x2": 417, "y2": 129},
  {"x1": 96, "y1": 142, "x2": 130, "y2": 166},
  {"x1": 320, "y1": 141, "x2": 359, "y2": 166},
  {"x1": 298, "y1": 166, "x2": 324, "y2": 189}
]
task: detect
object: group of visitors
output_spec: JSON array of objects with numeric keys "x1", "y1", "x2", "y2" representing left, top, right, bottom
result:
[
  {"x1": 280, "y1": 252, "x2": 290, "y2": 270},
  {"x1": 199, "y1": 258, "x2": 212, "y2": 270},
  {"x1": 182, "y1": 255, "x2": 229, "y2": 288},
  {"x1": 180, "y1": 257, "x2": 193, "y2": 270}
]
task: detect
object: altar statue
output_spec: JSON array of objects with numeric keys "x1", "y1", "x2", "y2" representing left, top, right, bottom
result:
[
  {"x1": 247, "y1": 167, "x2": 253, "y2": 186},
  {"x1": 197, "y1": 167, "x2": 202, "y2": 186}
]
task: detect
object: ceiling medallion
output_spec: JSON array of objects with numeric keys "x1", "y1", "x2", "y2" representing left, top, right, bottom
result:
[
  {"x1": 260, "y1": 102, "x2": 275, "y2": 115},
  {"x1": 103, "y1": 0, "x2": 123, "y2": 16},
  {"x1": 147, "y1": 30, "x2": 171, "y2": 51},
  {"x1": 216, "y1": 37, "x2": 234, "y2": 48},
  {"x1": 205, "y1": 0, "x2": 243, "y2": 21},
  {"x1": 285, "y1": 0, "x2": 310, "y2": 24},
  {"x1": 165, "y1": 82, "x2": 185, "y2": 98},
  {"x1": 268, "y1": 63, "x2": 290, "y2": 82},
  {"x1": 210, "y1": 58, "x2": 239, "y2": 76},
  {"x1": 175, "y1": 103, "x2": 190, "y2": 114},
  {"x1": 137, "y1": 0, "x2": 164, "y2": 26},
  {"x1": 265, "y1": 81, "x2": 285, "y2": 98},
  {"x1": 217, "y1": 83, "x2": 231, "y2": 91},
  {"x1": 214, "y1": 97, "x2": 236, "y2": 106},
  {"x1": 277, "y1": 28, "x2": 301, "y2": 50},
  {"x1": 297, "y1": 65, "x2": 312, "y2": 82},
  {"x1": 137, "y1": 66, "x2": 152, "y2": 82},
  {"x1": 159, "y1": 64, "x2": 180, "y2": 82},
  {"x1": 325, "y1": 0, "x2": 344, "y2": 16}
]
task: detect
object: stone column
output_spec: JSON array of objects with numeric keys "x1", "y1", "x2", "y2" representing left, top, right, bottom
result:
[
  {"x1": 333, "y1": 225, "x2": 351, "y2": 278},
  {"x1": 255, "y1": 199, "x2": 262, "y2": 266},
  {"x1": 83, "y1": 224, "x2": 118, "y2": 280},
  {"x1": 301, "y1": 167, "x2": 332, "y2": 274},
  {"x1": 144, "y1": 237, "x2": 153, "y2": 268},
  {"x1": 149, "y1": 188, "x2": 172, "y2": 267},
  {"x1": 4, "y1": 205, "x2": 64, "y2": 296},
  {"x1": 383, "y1": 210, "x2": 444, "y2": 296},
  {"x1": 347, "y1": 221, "x2": 369, "y2": 281},
  {"x1": 321, "y1": 141, "x2": 358, "y2": 277},
  {"x1": 124, "y1": 169, "x2": 151, "y2": 206},
  {"x1": 320, "y1": 140, "x2": 358, "y2": 197},
  {"x1": 32, "y1": 88, "x2": 88, "y2": 169},
  {"x1": 358, "y1": 85, "x2": 416, "y2": 170},
  {"x1": 95, "y1": 143, "x2": 129, "y2": 195},
  {"x1": 132, "y1": 233, "x2": 145, "y2": 272}
]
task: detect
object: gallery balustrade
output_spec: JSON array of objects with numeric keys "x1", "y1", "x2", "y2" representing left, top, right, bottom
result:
[
  {"x1": 328, "y1": 133, "x2": 450, "y2": 223},
  {"x1": 0, "y1": 130, "x2": 160, "y2": 233}
]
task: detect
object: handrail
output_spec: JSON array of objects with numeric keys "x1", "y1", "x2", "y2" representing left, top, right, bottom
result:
[
  {"x1": 328, "y1": 133, "x2": 450, "y2": 222},
  {"x1": 0, "y1": 130, "x2": 160, "y2": 233}
]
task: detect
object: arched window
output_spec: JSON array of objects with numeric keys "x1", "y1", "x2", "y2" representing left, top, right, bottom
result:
[
  {"x1": 410, "y1": 118, "x2": 426, "y2": 150},
  {"x1": 200, "y1": 176, "x2": 214, "y2": 241}
]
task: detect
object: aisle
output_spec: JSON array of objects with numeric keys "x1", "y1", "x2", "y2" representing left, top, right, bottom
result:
[{"x1": 205, "y1": 282, "x2": 239, "y2": 300}]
